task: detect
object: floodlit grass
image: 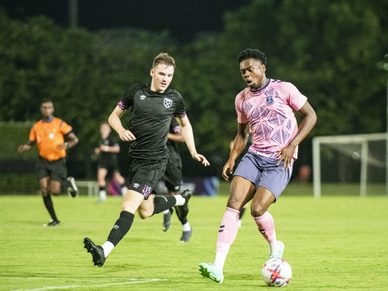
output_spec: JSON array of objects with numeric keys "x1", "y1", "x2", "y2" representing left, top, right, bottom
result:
[{"x1": 1, "y1": 192, "x2": 388, "y2": 290}]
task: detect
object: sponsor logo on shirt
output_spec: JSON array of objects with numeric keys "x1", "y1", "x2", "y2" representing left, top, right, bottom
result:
[{"x1": 139, "y1": 95, "x2": 147, "y2": 100}]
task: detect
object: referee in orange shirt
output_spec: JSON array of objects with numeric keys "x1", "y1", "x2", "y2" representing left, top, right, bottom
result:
[{"x1": 18, "y1": 99, "x2": 79, "y2": 227}]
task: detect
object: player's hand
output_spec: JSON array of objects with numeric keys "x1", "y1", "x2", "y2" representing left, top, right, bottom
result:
[
  {"x1": 192, "y1": 153, "x2": 210, "y2": 167},
  {"x1": 57, "y1": 144, "x2": 67, "y2": 150},
  {"x1": 119, "y1": 129, "x2": 136, "y2": 141},
  {"x1": 222, "y1": 159, "x2": 235, "y2": 181},
  {"x1": 100, "y1": 145, "x2": 110, "y2": 152},
  {"x1": 277, "y1": 144, "x2": 296, "y2": 168},
  {"x1": 17, "y1": 144, "x2": 31, "y2": 153}
]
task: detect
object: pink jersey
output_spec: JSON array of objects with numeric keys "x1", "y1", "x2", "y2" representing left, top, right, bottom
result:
[{"x1": 235, "y1": 79, "x2": 307, "y2": 159}]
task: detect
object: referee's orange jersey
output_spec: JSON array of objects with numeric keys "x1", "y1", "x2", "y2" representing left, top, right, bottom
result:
[{"x1": 29, "y1": 117, "x2": 72, "y2": 161}]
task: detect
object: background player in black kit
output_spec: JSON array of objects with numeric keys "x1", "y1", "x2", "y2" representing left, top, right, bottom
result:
[
  {"x1": 83, "y1": 52, "x2": 210, "y2": 267},
  {"x1": 159, "y1": 118, "x2": 193, "y2": 242},
  {"x1": 95, "y1": 122, "x2": 127, "y2": 202}
]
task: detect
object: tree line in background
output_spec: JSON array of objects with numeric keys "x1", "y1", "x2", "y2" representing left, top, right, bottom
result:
[{"x1": 0, "y1": 0, "x2": 387, "y2": 179}]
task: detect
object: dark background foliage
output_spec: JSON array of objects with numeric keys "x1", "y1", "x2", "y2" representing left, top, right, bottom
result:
[{"x1": 0, "y1": 0, "x2": 387, "y2": 179}]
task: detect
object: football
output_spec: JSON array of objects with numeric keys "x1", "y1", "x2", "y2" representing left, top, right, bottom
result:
[{"x1": 261, "y1": 258, "x2": 292, "y2": 287}]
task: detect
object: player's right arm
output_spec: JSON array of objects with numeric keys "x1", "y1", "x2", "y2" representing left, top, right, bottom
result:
[
  {"x1": 222, "y1": 122, "x2": 249, "y2": 181},
  {"x1": 108, "y1": 105, "x2": 136, "y2": 141}
]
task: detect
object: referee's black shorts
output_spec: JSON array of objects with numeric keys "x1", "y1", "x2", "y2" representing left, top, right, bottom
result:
[{"x1": 36, "y1": 156, "x2": 67, "y2": 183}]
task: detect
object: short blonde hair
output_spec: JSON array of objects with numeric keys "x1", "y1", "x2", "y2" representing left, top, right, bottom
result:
[{"x1": 152, "y1": 53, "x2": 176, "y2": 68}]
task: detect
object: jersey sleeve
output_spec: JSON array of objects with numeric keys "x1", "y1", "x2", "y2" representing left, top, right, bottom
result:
[
  {"x1": 170, "y1": 118, "x2": 181, "y2": 133},
  {"x1": 285, "y1": 82, "x2": 307, "y2": 111},
  {"x1": 118, "y1": 84, "x2": 140, "y2": 110},
  {"x1": 235, "y1": 91, "x2": 248, "y2": 123},
  {"x1": 60, "y1": 119, "x2": 73, "y2": 135},
  {"x1": 173, "y1": 91, "x2": 186, "y2": 118},
  {"x1": 110, "y1": 137, "x2": 119, "y2": 147}
]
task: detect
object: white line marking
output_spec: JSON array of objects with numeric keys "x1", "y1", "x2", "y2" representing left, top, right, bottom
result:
[{"x1": 12, "y1": 278, "x2": 167, "y2": 291}]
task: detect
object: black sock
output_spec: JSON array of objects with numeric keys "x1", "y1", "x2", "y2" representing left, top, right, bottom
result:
[
  {"x1": 107, "y1": 211, "x2": 134, "y2": 246},
  {"x1": 153, "y1": 195, "x2": 177, "y2": 215},
  {"x1": 42, "y1": 195, "x2": 58, "y2": 222},
  {"x1": 99, "y1": 186, "x2": 105, "y2": 191},
  {"x1": 174, "y1": 205, "x2": 189, "y2": 225},
  {"x1": 239, "y1": 207, "x2": 246, "y2": 220}
]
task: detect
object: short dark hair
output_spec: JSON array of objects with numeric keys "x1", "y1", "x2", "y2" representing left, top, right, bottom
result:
[
  {"x1": 237, "y1": 49, "x2": 267, "y2": 65},
  {"x1": 41, "y1": 98, "x2": 53, "y2": 105},
  {"x1": 153, "y1": 52, "x2": 176, "y2": 69}
]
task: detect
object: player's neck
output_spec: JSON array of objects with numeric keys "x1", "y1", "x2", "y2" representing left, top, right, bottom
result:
[
  {"x1": 250, "y1": 77, "x2": 269, "y2": 92},
  {"x1": 42, "y1": 116, "x2": 54, "y2": 122}
]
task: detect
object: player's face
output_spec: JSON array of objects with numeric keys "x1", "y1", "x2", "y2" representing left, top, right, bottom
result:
[
  {"x1": 40, "y1": 102, "x2": 54, "y2": 119},
  {"x1": 150, "y1": 63, "x2": 174, "y2": 93},
  {"x1": 239, "y1": 59, "x2": 266, "y2": 90},
  {"x1": 100, "y1": 123, "x2": 111, "y2": 138}
]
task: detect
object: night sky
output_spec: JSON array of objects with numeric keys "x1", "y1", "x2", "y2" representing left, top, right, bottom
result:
[{"x1": 0, "y1": 0, "x2": 252, "y2": 42}]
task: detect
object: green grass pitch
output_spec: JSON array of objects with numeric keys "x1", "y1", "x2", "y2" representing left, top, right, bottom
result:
[{"x1": 1, "y1": 192, "x2": 388, "y2": 290}]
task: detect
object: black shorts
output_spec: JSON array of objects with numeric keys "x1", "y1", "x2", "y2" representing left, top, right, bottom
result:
[
  {"x1": 163, "y1": 150, "x2": 182, "y2": 192},
  {"x1": 127, "y1": 157, "x2": 168, "y2": 199},
  {"x1": 36, "y1": 157, "x2": 67, "y2": 182},
  {"x1": 98, "y1": 159, "x2": 120, "y2": 174}
]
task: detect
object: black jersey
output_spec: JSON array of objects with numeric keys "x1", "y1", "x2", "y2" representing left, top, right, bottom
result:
[
  {"x1": 97, "y1": 135, "x2": 119, "y2": 165},
  {"x1": 118, "y1": 83, "x2": 185, "y2": 160}
]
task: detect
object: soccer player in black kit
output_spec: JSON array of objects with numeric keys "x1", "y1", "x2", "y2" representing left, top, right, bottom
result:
[
  {"x1": 159, "y1": 118, "x2": 193, "y2": 242},
  {"x1": 95, "y1": 122, "x2": 127, "y2": 201},
  {"x1": 83, "y1": 53, "x2": 210, "y2": 267}
]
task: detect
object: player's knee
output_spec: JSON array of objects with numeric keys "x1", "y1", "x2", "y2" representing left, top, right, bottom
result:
[
  {"x1": 137, "y1": 209, "x2": 152, "y2": 219},
  {"x1": 50, "y1": 187, "x2": 61, "y2": 196},
  {"x1": 40, "y1": 189, "x2": 49, "y2": 197},
  {"x1": 226, "y1": 195, "x2": 244, "y2": 210},
  {"x1": 250, "y1": 204, "x2": 267, "y2": 217}
]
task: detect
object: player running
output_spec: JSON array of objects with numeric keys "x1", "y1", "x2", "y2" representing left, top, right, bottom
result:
[
  {"x1": 83, "y1": 52, "x2": 209, "y2": 267},
  {"x1": 94, "y1": 122, "x2": 127, "y2": 202},
  {"x1": 159, "y1": 118, "x2": 192, "y2": 242},
  {"x1": 199, "y1": 48, "x2": 317, "y2": 283}
]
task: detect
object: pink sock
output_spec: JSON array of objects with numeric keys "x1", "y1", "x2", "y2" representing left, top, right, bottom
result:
[
  {"x1": 254, "y1": 211, "x2": 277, "y2": 244},
  {"x1": 214, "y1": 207, "x2": 240, "y2": 270}
]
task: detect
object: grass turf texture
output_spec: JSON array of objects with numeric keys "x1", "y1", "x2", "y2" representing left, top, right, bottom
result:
[{"x1": 1, "y1": 192, "x2": 388, "y2": 290}]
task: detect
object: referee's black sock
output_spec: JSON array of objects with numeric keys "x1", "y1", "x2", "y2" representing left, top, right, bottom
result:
[
  {"x1": 153, "y1": 195, "x2": 177, "y2": 215},
  {"x1": 42, "y1": 195, "x2": 58, "y2": 222},
  {"x1": 107, "y1": 211, "x2": 134, "y2": 246}
]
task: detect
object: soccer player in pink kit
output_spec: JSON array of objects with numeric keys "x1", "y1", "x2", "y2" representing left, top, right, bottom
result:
[{"x1": 199, "y1": 48, "x2": 317, "y2": 283}]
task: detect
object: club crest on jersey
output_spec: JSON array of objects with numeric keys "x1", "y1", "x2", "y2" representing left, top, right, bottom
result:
[
  {"x1": 264, "y1": 91, "x2": 274, "y2": 105},
  {"x1": 265, "y1": 95, "x2": 274, "y2": 105},
  {"x1": 163, "y1": 98, "x2": 173, "y2": 108}
]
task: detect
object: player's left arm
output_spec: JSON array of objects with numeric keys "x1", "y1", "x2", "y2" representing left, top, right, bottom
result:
[
  {"x1": 169, "y1": 119, "x2": 185, "y2": 143},
  {"x1": 63, "y1": 132, "x2": 79, "y2": 150},
  {"x1": 177, "y1": 114, "x2": 210, "y2": 167},
  {"x1": 279, "y1": 101, "x2": 317, "y2": 168}
]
